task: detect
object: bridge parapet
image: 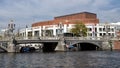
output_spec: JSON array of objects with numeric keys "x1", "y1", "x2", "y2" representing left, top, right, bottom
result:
[
  {"x1": 39, "y1": 37, "x2": 60, "y2": 40},
  {"x1": 14, "y1": 36, "x2": 119, "y2": 41},
  {"x1": 15, "y1": 37, "x2": 60, "y2": 40},
  {"x1": 64, "y1": 37, "x2": 104, "y2": 40}
]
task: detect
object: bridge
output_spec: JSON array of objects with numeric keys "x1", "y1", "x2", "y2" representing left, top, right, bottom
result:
[
  {"x1": 0, "y1": 37, "x2": 60, "y2": 52},
  {"x1": 17, "y1": 38, "x2": 60, "y2": 52},
  {"x1": 64, "y1": 37, "x2": 104, "y2": 51},
  {"x1": 0, "y1": 37, "x2": 115, "y2": 52}
]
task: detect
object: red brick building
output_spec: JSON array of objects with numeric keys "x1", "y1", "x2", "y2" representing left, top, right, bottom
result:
[{"x1": 32, "y1": 12, "x2": 99, "y2": 27}]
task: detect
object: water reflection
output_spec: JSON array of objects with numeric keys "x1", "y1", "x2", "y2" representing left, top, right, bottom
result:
[{"x1": 0, "y1": 51, "x2": 120, "y2": 68}]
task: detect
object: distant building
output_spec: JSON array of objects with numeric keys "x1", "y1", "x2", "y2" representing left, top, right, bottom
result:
[{"x1": 19, "y1": 12, "x2": 120, "y2": 39}]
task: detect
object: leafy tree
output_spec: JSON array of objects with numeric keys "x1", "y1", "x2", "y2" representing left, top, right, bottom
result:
[{"x1": 70, "y1": 21, "x2": 87, "y2": 37}]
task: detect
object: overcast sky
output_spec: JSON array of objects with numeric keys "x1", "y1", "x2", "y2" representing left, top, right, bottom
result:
[{"x1": 0, "y1": 0, "x2": 120, "y2": 29}]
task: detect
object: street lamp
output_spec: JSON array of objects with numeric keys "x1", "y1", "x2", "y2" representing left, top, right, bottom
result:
[
  {"x1": 59, "y1": 22, "x2": 63, "y2": 36},
  {"x1": 41, "y1": 26, "x2": 46, "y2": 37},
  {"x1": 25, "y1": 25, "x2": 28, "y2": 39},
  {"x1": 105, "y1": 23, "x2": 110, "y2": 39},
  {"x1": 92, "y1": 25, "x2": 95, "y2": 39}
]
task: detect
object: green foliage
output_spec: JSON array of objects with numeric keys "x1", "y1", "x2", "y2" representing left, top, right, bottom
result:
[{"x1": 70, "y1": 21, "x2": 87, "y2": 37}]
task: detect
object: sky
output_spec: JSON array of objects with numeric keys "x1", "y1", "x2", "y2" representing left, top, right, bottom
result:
[{"x1": 0, "y1": 0, "x2": 120, "y2": 29}]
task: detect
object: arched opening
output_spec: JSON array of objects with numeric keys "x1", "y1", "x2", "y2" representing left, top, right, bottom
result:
[
  {"x1": 42, "y1": 42, "x2": 58, "y2": 52},
  {"x1": 73, "y1": 42, "x2": 100, "y2": 51},
  {"x1": 20, "y1": 46, "x2": 36, "y2": 53},
  {"x1": 0, "y1": 48, "x2": 7, "y2": 53},
  {"x1": 80, "y1": 43, "x2": 99, "y2": 51}
]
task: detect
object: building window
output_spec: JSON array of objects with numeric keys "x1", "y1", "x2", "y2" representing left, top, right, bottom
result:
[
  {"x1": 28, "y1": 31, "x2": 32, "y2": 38},
  {"x1": 90, "y1": 33, "x2": 92, "y2": 36},
  {"x1": 112, "y1": 33, "x2": 114, "y2": 36},
  {"x1": 108, "y1": 28, "x2": 110, "y2": 32},
  {"x1": 45, "y1": 30, "x2": 53, "y2": 36},
  {"x1": 89, "y1": 28, "x2": 92, "y2": 31},
  {"x1": 108, "y1": 33, "x2": 111, "y2": 36},
  {"x1": 34, "y1": 31, "x2": 39, "y2": 37},
  {"x1": 99, "y1": 28, "x2": 102, "y2": 31},
  {"x1": 111, "y1": 28, "x2": 114, "y2": 32},
  {"x1": 103, "y1": 28, "x2": 105, "y2": 31},
  {"x1": 95, "y1": 28, "x2": 97, "y2": 32},
  {"x1": 100, "y1": 33, "x2": 102, "y2": 36},
  {"x1": 95, "y1": 33, "x2": 97, "y2": 36},
  {"x1": 88, "y1": 33, "x2": 92, "y2": 36},
  {"x1": 103, "y1": 33, "x2": 106, "y2": 36}
]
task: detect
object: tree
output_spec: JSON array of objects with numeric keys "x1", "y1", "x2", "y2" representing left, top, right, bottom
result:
[{"x1": 70, "y1": 21, "x2": 87, "y2": 37}]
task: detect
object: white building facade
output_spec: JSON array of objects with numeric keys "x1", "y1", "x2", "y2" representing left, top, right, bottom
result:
[{"x1": 19, "y1": 22, "x2": 120, "y2": 39}]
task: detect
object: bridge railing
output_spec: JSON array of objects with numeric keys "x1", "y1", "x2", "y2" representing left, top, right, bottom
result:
[
  {"x1": 39, "y1": 37, "x2": 60, "y2": 40},
  {"x1": 14, "y1": 36, "x2": 120, "y2": 41},
  {"x1": 0, "y1": 37, "x2": 12, "y2": 41},
  {"x1": 64, "y1": 37, "x2": 104, "y2": 40},
  {"x1": 15, "y1": 36, "x2": 60, "y2": 40},
  {"x1": 15, "y1": 36, "x2": 103, "y2": 40}
]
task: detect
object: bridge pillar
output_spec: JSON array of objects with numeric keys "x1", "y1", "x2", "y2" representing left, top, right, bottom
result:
[
  {"x1": 7, "y1": 42, "x2": 15, "y2": 52},
  {"x1": 102, "y1": 40, "x2": 112, "y2": 50},
  {"x1": 55, "y1": 39, "x2": 66, "y2": 51}
]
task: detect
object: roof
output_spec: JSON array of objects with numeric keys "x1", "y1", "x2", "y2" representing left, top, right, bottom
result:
[{"x1": 54, "y1": 12, "x2": 96, "y2": 19}]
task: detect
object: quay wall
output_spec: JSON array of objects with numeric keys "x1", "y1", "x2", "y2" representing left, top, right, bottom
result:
[{"x1": 113, "y1": 40, "x2": 120, "y2": 51}]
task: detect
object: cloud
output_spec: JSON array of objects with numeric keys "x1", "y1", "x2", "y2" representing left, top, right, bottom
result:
[{"x1": 0, "y1": 0, "x2": 119, "y2": 29}]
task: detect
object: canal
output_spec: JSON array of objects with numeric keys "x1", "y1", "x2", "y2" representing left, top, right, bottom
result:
[{"x1": 0, "y1": 51, "x2": 120, "y2": 68}]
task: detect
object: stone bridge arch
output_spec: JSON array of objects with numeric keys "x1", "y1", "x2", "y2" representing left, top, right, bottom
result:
[
  {"x1": 71, "y1": 41, "x2": 101, "y2": 47},
  {"x1": 65, "y1": 40, "x2": 103, "y2": 51}
]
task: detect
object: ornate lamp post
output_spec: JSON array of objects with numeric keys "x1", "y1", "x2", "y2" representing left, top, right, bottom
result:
[
  {"x1": 25, "y1": 25, "x2": 28, "y2": 39},
  {"x1": 105, "y1": 23, "x2": 110, "y2": 39},
  {"x1": 58, "y1": 22, "x2": 63, "y2": 36},
  {"x1": 92, "y1": 25, "x2": 95, "y2": 39}
]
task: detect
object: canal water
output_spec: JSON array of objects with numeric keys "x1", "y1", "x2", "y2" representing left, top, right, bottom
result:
[{"x1": 0, "y1": 51, "x2": 120, "y2": 68}]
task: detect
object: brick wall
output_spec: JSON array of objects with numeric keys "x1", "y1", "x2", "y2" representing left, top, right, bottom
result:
[
  {"x1": 32, "y1": 12, "x2": 99, "y2": 27},
  {"x1": 113, "y1": 40, "x2": 120, "y2": 50}
]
